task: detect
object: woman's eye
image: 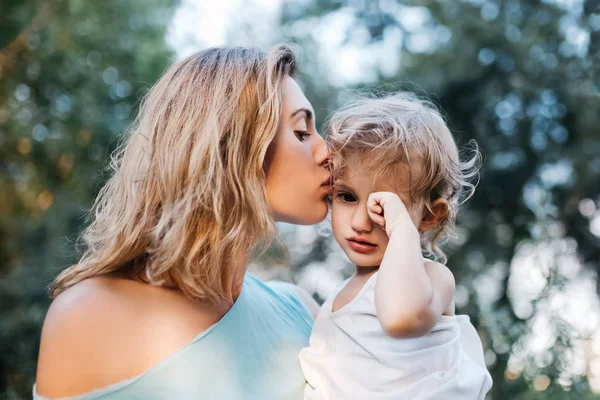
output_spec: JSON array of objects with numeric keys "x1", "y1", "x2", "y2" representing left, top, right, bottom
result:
[
  {"x1": 336, "y1": 193, "x2": 356, "y2": 203},
  {"x1": 294, "y1": 130, "x2": 310, "y2": 142}
]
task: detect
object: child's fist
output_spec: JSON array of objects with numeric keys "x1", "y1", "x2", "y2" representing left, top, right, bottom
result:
[{"x1": 367, "y1": 192, "x2": 415, "y2": 237}]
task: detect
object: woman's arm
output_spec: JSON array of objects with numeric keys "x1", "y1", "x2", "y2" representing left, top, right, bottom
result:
[{"x1": 367, "y1": 192, "x2": 455, "y2": 338}]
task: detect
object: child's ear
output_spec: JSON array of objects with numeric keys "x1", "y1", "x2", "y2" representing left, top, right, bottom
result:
[{"x1": 419, "y1": 198, "x2": 449, "y2": 232}]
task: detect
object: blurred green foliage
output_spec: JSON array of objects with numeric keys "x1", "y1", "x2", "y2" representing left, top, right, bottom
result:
[
  {"x1": 0, "y1": 0, "x2": 176, "y2": 397},
  {"x1": 0, "y1": 0, "x2": 599, "y2": 399}
]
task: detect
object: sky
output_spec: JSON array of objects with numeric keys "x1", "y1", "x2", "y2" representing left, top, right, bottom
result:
[{"x1": 166, "y1": 0, "x2": 282, "y2": 58}]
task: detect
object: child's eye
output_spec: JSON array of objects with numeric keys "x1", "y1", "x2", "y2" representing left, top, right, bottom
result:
[
  {"x1": 294, "y1": 130, "x2": 310, "y2": 142},
  {"x1": 336, "y1": 192, "x2": 356, "y2": 203}
]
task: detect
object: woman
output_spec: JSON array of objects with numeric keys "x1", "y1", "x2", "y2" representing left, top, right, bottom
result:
[{"x1": 35, "y1": 45, "x2": 329, "y2": 399}]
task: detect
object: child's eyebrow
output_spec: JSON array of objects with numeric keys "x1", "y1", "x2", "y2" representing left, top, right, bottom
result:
[{"x1": 333, "y1": 182, "x2": 355, "y2": 192}]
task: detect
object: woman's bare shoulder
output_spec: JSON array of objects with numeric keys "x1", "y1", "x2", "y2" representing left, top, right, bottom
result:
[{"x1": 35, "y1": 276, "x2": 217, "y2": 398}]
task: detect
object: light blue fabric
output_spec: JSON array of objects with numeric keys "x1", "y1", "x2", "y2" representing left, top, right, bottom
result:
[{"x1": 33, "y1": 273, "x2": 314, "y2": 400}]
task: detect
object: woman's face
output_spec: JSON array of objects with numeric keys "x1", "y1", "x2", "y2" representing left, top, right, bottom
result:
[{"x1": 265, "y1": 77, "x2": 330, "y2": 225}]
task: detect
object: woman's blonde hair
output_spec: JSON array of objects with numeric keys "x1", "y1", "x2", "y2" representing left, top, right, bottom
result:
[
  {"x1": 51, "y1": 45, "x2": 297, "y2": 303},
  {"x1": 326, "y1": 92, "x2": 481, "y2": 263}
]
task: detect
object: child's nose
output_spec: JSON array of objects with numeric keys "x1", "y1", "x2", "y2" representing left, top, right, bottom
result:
[{"x1": 350, "y1": 204, "x2": 372, "y2": 233}]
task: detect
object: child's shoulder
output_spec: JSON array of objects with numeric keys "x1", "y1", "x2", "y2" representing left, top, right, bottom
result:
[
  {"x1": 423, "y1": 259, "x2": 456, "y2": 315},
  {"x1": 423, "y1": 259, "x2": 455, "y2": 286}
]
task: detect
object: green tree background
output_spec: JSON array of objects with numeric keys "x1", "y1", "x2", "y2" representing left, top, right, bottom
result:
[
  {"x1": 1, "y1": 0, "x2": 599, "y2": 399},
  {"x1": 0, "y1": 0, "x2": 177, "y2": 397}
]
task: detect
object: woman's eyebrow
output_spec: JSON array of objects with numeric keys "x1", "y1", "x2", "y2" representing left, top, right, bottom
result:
[{"x1": 291, "y1": 108, "x2": 313, "y2": 121}]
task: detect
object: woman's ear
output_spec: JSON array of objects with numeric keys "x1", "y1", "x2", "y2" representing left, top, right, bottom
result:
[{"x1": 419, "y1": 198, "x2": 449, "y2": 232}]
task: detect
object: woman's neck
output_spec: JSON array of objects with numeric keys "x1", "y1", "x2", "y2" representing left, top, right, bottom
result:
[{"x1": 222, "y1": 251, "x2": 249, "y2": 304}]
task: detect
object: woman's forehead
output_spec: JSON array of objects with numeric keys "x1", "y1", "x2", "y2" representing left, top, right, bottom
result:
[{"x1": 282, "y1": 77, "x2": 313, "y2": 116}]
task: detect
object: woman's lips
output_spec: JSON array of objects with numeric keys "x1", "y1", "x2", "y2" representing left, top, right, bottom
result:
[
  {"x1": 320, "y1": 178, "x2": 332, "y2": 194},
  {"x1": 347, "y1": 238, "x2": 378, "y2": 254}
]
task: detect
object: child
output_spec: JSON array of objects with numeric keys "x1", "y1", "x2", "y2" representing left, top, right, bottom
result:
[{"x1": 299, "y1": 93, "x2": 493, "y2": 399}]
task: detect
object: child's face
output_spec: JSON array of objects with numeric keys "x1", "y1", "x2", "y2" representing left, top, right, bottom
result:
[{"x1": 331, "y1": 161, "x2": 423, "y2": 268}]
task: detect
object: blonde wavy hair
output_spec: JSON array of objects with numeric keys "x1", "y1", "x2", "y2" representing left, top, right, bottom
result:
[
  {"x1": 326, "y1": 92, "x2": 481, "y2": 263},
  {"x1": 51, "y1": 45, "x2": 297, "y2": 303}
]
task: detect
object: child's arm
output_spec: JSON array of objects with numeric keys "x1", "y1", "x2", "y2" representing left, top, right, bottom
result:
[{"x1": 367, "y1": 192, "x2": 455, "y2": 338}]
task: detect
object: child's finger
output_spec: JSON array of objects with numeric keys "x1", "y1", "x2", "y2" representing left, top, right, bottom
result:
[
  {"x1": 367, "y1": 208, "x2": 386, "y2": 227},
  {"x1": 368, "y1": 192, "x2": 397, "y2": 212},
  {"x1": 367, "y1": 192, "x2": 383, "y2": 207},
  {"x1": 368, "y1": 192, "x2": 383, "y2": 202},
  {"x1": 368, "y1": 203, "x2": 383, "y2": 215},
  {"x1": 367, "y1": 193, "x2": 386, "y2": 212}
]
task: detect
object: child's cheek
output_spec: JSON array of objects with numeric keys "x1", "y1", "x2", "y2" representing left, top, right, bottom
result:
[
  {"x1": 379, "y1": 231, "x2": 390, "y2": 250},
  {"x1": 330, "y1": 204, "x2": 345, "y2": 244}
]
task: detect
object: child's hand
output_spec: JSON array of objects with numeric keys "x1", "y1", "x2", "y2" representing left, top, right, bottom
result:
[{"x1": 367, "y1": 192, "x2": 416, "y2": 237}]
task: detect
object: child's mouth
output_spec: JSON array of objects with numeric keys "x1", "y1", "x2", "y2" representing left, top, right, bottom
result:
[{"x1": 347, "y1": 238, "x2": 378, "y2": 254}]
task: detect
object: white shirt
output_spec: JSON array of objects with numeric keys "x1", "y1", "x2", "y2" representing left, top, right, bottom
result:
[{"x1": 299, "y1": 272, "x2": 493, "y2": 399}]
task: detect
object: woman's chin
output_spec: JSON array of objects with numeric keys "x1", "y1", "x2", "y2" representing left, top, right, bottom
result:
[
  {"x1": 305, "y1": 202, "x2": 329, "y2": 225},
  {"x1": 279, "y1": 202, "x2": 328, "y2": 225}
]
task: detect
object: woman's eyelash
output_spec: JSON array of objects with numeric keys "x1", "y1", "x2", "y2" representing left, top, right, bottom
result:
[{"x1": 294, "y1": 130, "x2": 310, "y2": 141}]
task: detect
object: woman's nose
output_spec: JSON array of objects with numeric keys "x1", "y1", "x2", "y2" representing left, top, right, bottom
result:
[{"x1": 314, "y1": 134, "x2": 329, "y2": 168}]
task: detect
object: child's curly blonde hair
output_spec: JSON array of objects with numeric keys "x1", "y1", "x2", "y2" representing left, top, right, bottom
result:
[{"x1": 325, "y1": 92, "x2": 481, "y2": 263}]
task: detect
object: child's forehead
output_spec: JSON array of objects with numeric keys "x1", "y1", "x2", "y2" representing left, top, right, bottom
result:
[{"x1": 334, "y1": 160, "x2": 411, "y2": 193}]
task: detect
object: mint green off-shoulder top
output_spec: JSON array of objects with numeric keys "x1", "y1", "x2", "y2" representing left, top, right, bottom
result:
[{"x1": 34, "y1": 273, "x2": 314, "y2": 400}]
